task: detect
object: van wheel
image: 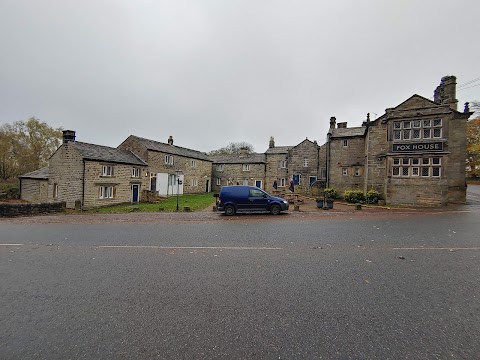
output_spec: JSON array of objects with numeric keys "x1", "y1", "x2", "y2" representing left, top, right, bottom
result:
[
  {"x1": 224, "y1": 205, "x2": 236, "y2": 216},
  {"x1": 270, "y1": 204, "x2": 281, "y2": 215}
]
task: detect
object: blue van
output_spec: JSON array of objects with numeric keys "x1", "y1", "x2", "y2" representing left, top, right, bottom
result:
[{"x1": 216, "y1": 186, "x2": 289, "y2": 215}]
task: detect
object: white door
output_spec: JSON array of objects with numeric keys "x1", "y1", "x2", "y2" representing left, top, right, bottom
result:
[{"x1": 156, "y1": 173, "x2": 169, "y2": 196}]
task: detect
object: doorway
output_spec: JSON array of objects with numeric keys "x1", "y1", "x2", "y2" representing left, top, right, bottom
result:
[{"x1": 131, "y1": 184, "x2": 139, "y2": 203}]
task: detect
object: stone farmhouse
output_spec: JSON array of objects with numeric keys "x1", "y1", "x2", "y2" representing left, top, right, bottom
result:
[
  {"x1": 118, "y1": 135, "x2": 213, "y2": 196},
  {"x1": 20, "y1": 75, "x2": 471, "y2": 208},
  {"x1": 21, "y1": 130, "x2": 150, "y2": 209}
]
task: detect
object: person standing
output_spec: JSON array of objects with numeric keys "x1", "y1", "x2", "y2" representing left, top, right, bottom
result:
[{"x1": 288, "y1": 178, "x2": 294, "y2": 193}]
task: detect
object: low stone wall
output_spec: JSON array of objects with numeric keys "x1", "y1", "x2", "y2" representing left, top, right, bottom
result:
[{"x1": 0, "y1": 202, "x2": 66, "y2": 217}]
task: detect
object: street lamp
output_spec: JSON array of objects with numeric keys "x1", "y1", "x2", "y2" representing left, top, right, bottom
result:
[{"x1": 175, "y1": 170, "x2": 182, "y2": 211}]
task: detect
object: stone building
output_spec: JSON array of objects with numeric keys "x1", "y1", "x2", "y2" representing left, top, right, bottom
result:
[
  {"x1": 325, "y1": 118, "x2": 367, "y2": 194},
  {"x1": 19, "y1": 167, "x2": 49, "y2": 203},
  {"x1": 118, "y1": 135, "x2": 213, "y2": 196},
  {"x1": 361, "y1": 76, "x2": 471, "y2": 205},
  {"x1": 319, "y1": 75, "x2": 471, "y2": 205},
  {"x1": 210, "y1": 151, "x2": 266, "y2": 192},
  {"x1": 47, "y1": 131, "x2": 148, "y2": 209},
  {"x1": 212, "y1": 76, "x2": 471, "y2": 206},
  {"x1": 211, "y1": 138, "x2": 323, "y2": 196},
  {"x1": 19, "y1": 75, "x2": 470, "y2": 208}
]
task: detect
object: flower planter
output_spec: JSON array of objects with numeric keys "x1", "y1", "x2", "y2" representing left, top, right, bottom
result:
[{"x1": 316, "y1": 200, "x2": 334, "y2": 209}]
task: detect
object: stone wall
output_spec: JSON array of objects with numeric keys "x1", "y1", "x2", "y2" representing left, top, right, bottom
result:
[
  {"x1": 147, "y1": 150, "x2": 212, "y2": 194},
  {"x1": 364, "y1": 123, "x2": 388, "y2": 196},
  {"x1": 211, "y1": 162, "x2": 265, "y2": 193},
  {"x1": 48, "y1": 143, "x2": 85, "y2": 209},
  {"x1": 82, "y1": 161, "x2": 148, "y2": 209},
  {"x1": 20, "y1": 179, "x2": 49, "y2": 203},
  {"x1": 265, "y1": 153, "x2": 289, "y2": 193},
  {"x1": 328, "y1": 137, "x2": 365, "y2": 195},
  {"x1": 0, "y1": 202, "x2": 65, "y2": 217},
  {"x1": 446, "y1": 112, "x2": 467, "y2": 203},
  {"x1": 287, "y1": 140, "x2": 320, "y2": 194}
]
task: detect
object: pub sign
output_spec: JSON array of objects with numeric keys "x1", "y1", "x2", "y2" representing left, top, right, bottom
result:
[{"x1": 392, "y1": 141, "x2": 444, "y2": 153}]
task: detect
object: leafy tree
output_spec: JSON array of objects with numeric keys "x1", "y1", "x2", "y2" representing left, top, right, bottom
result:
[
  {"x1": 208, "y1": 142, "x2": 254, "y2": 155},
  {"x1": 0, "y1": 117, "x2": 62, "y2": 180},
  {"x1": 466, "y1": 117, "x2": 480, "y2": 178}
]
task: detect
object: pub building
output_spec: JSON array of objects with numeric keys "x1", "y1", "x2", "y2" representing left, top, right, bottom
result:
[{"x1": 326, "y1": 76, "x2": 472, "y2": 206}]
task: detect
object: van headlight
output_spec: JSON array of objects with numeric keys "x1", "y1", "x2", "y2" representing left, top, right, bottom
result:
[{"x1": 282, "y1": 200, "x2": 288, "y2": 204}]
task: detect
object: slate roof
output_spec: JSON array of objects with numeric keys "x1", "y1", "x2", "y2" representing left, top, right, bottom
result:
[
  {"x1": 265, "y1": 146, "x2": 292, "y2": 154},
  {"x1": 70, "y1": 142, "x2": 147, "y2": 166},
  {"x1": 127, "y1": 136, "x2": 212, "y2": 162},
  {"x1": 19, "y1": 166, "x2": 49, "y2": 179},
  {"x1": 329, "y1": 127, "x2": 366, "y2": 139},
  {"x1": 210, "y1": 153, "x2": 266, "y2": 164}
]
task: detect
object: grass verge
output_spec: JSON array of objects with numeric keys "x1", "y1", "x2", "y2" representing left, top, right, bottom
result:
[{"x1": 87, "y1": 193, "x2": 216, "y2": 213}]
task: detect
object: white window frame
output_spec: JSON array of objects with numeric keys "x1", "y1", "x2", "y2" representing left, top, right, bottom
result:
[
  {"x1": 354, "y1": 168, "x2": 360, "y2": 176},
  {"x1": 243, "y1": 164, "x2": 250, "y2": 171},
  {"x1": 393, "y1": 119, "x2": 443, "y2": 141},
  {"x1": 321, "y1": 168, "x2": 327, "y2": 179},
  {"x1": 216, "y1": 164, "x2": 224, "y2": 171},
  {"x1": 131, "y1": 167, "x2": 140, "y2": 178},
  {"x1": 279, "y1": 160, "x2": 287, "y2": 168},
  {"x1": 342, "y1": 168, "x2": 348, "y2": 176},
  {"x1": 216, "y1": 178, "x2": 221, "y2": 186},
  {"x1": 191, "y1": 178, "x2": 198, "y2": 187},
  {"x1": 279, "y1": 178, "x2": 286, "y2": 187},
  {"x1": 391, "y1": 157, "x2": 442, "y2": 178},
  {"x1": 99, "y1": 186, "x2": 114, "y2": 199},
  {"x1": 165, "y1": 155, "x2": 174, "y2": 165},
  {"x1": 102, "y1": 165, "x2": 113, "y2": 177},
  {"x1": 53, "y1": 183, "x2": 58, "y2": 198},
  {"x1": 303, "y1": 158, "x2": 309, "y2": 167},
  {"x1": 191, "y1": 160, "x2": 197, "y2": 168},
  {"x1": 343, "y1": 139, "x2": 348, "y2": 147}
]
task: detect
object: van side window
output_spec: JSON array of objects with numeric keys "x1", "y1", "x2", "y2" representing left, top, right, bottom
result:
[{"x1": 249, "y1": 188, "x2": 264, "y2": 197}]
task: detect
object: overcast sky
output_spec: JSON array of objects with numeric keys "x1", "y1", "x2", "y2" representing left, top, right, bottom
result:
[{"x1": 1, "y1": 0, "x2": 479, "y2": 153}]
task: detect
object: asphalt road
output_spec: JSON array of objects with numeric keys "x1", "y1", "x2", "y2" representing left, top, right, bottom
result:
[{"x1": 1, "y1": 200, "x2": 480, "y2": 359}]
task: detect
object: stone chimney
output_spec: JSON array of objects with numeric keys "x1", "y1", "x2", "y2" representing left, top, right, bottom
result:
[
  {"x1": 269, "y1": 136, "x2": 275, "y2": 148},
  {"x1": 168, "y1": 135, "x2": 173, "y2": 145},
  {"x1": 239, "y1": 147, "x2": 249, "y2": 155},
  {"x1": 337, "y1": 122, "x2": 347, "y2": 129},
  {"x1": 329, "y1": 116, "x2": 336, "y2": 129},
  {"x1": 62, "y1": 130, "x2": 76, "y2": 143},
  {"x1": 434, "y1": 75, "x2": 458, "y2": 111}
]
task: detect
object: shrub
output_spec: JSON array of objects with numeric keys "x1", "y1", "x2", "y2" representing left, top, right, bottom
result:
[
  {"x1": 365, "y1": 189, "x2": 380, "y2": 204},
  {"x1": 323, "y1": 187, "x2": 338, "y2": 200},
  {"x1": 344, "y1": 189, "x2": 365, "y2": 203}
]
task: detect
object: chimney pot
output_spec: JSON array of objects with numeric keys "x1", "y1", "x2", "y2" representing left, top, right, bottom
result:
[{"x1": 62, "y1": 130, "x2": 76, "y2": 143}]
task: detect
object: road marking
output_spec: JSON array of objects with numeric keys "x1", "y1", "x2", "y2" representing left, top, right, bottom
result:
[
  {"x1": 393, "y1": 247, "x2": 480, "y2": 250},
  {"x1": 99, "y1": 245, "x2": 283, "y2": 250},
  {"x1": 0, "y1": 244, "x2": 24, "y2": 246}
]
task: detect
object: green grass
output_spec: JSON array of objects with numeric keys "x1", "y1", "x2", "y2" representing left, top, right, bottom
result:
[
  {"x1": 0, "y1": 180, "x2": 19, "y2": 192},
  {"x1": 87, "y1": 193, "x2": 216, "y2": 213}
]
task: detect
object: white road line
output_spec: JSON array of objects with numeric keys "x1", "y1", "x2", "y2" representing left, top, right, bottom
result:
[
  {"x1": 99, "y1": 245, "x2": 283, "y2": 250},
  {"x1": 393, "y1": 247, "x2": 480, "y2": 250},
  {"x1": 0, "y1": 244, "x2": 24, "y2": 246}
]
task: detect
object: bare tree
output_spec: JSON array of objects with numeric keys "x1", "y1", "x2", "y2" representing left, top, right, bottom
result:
[{"x1": 208, "y1": 142, "x2": 254, "y2": 155}]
